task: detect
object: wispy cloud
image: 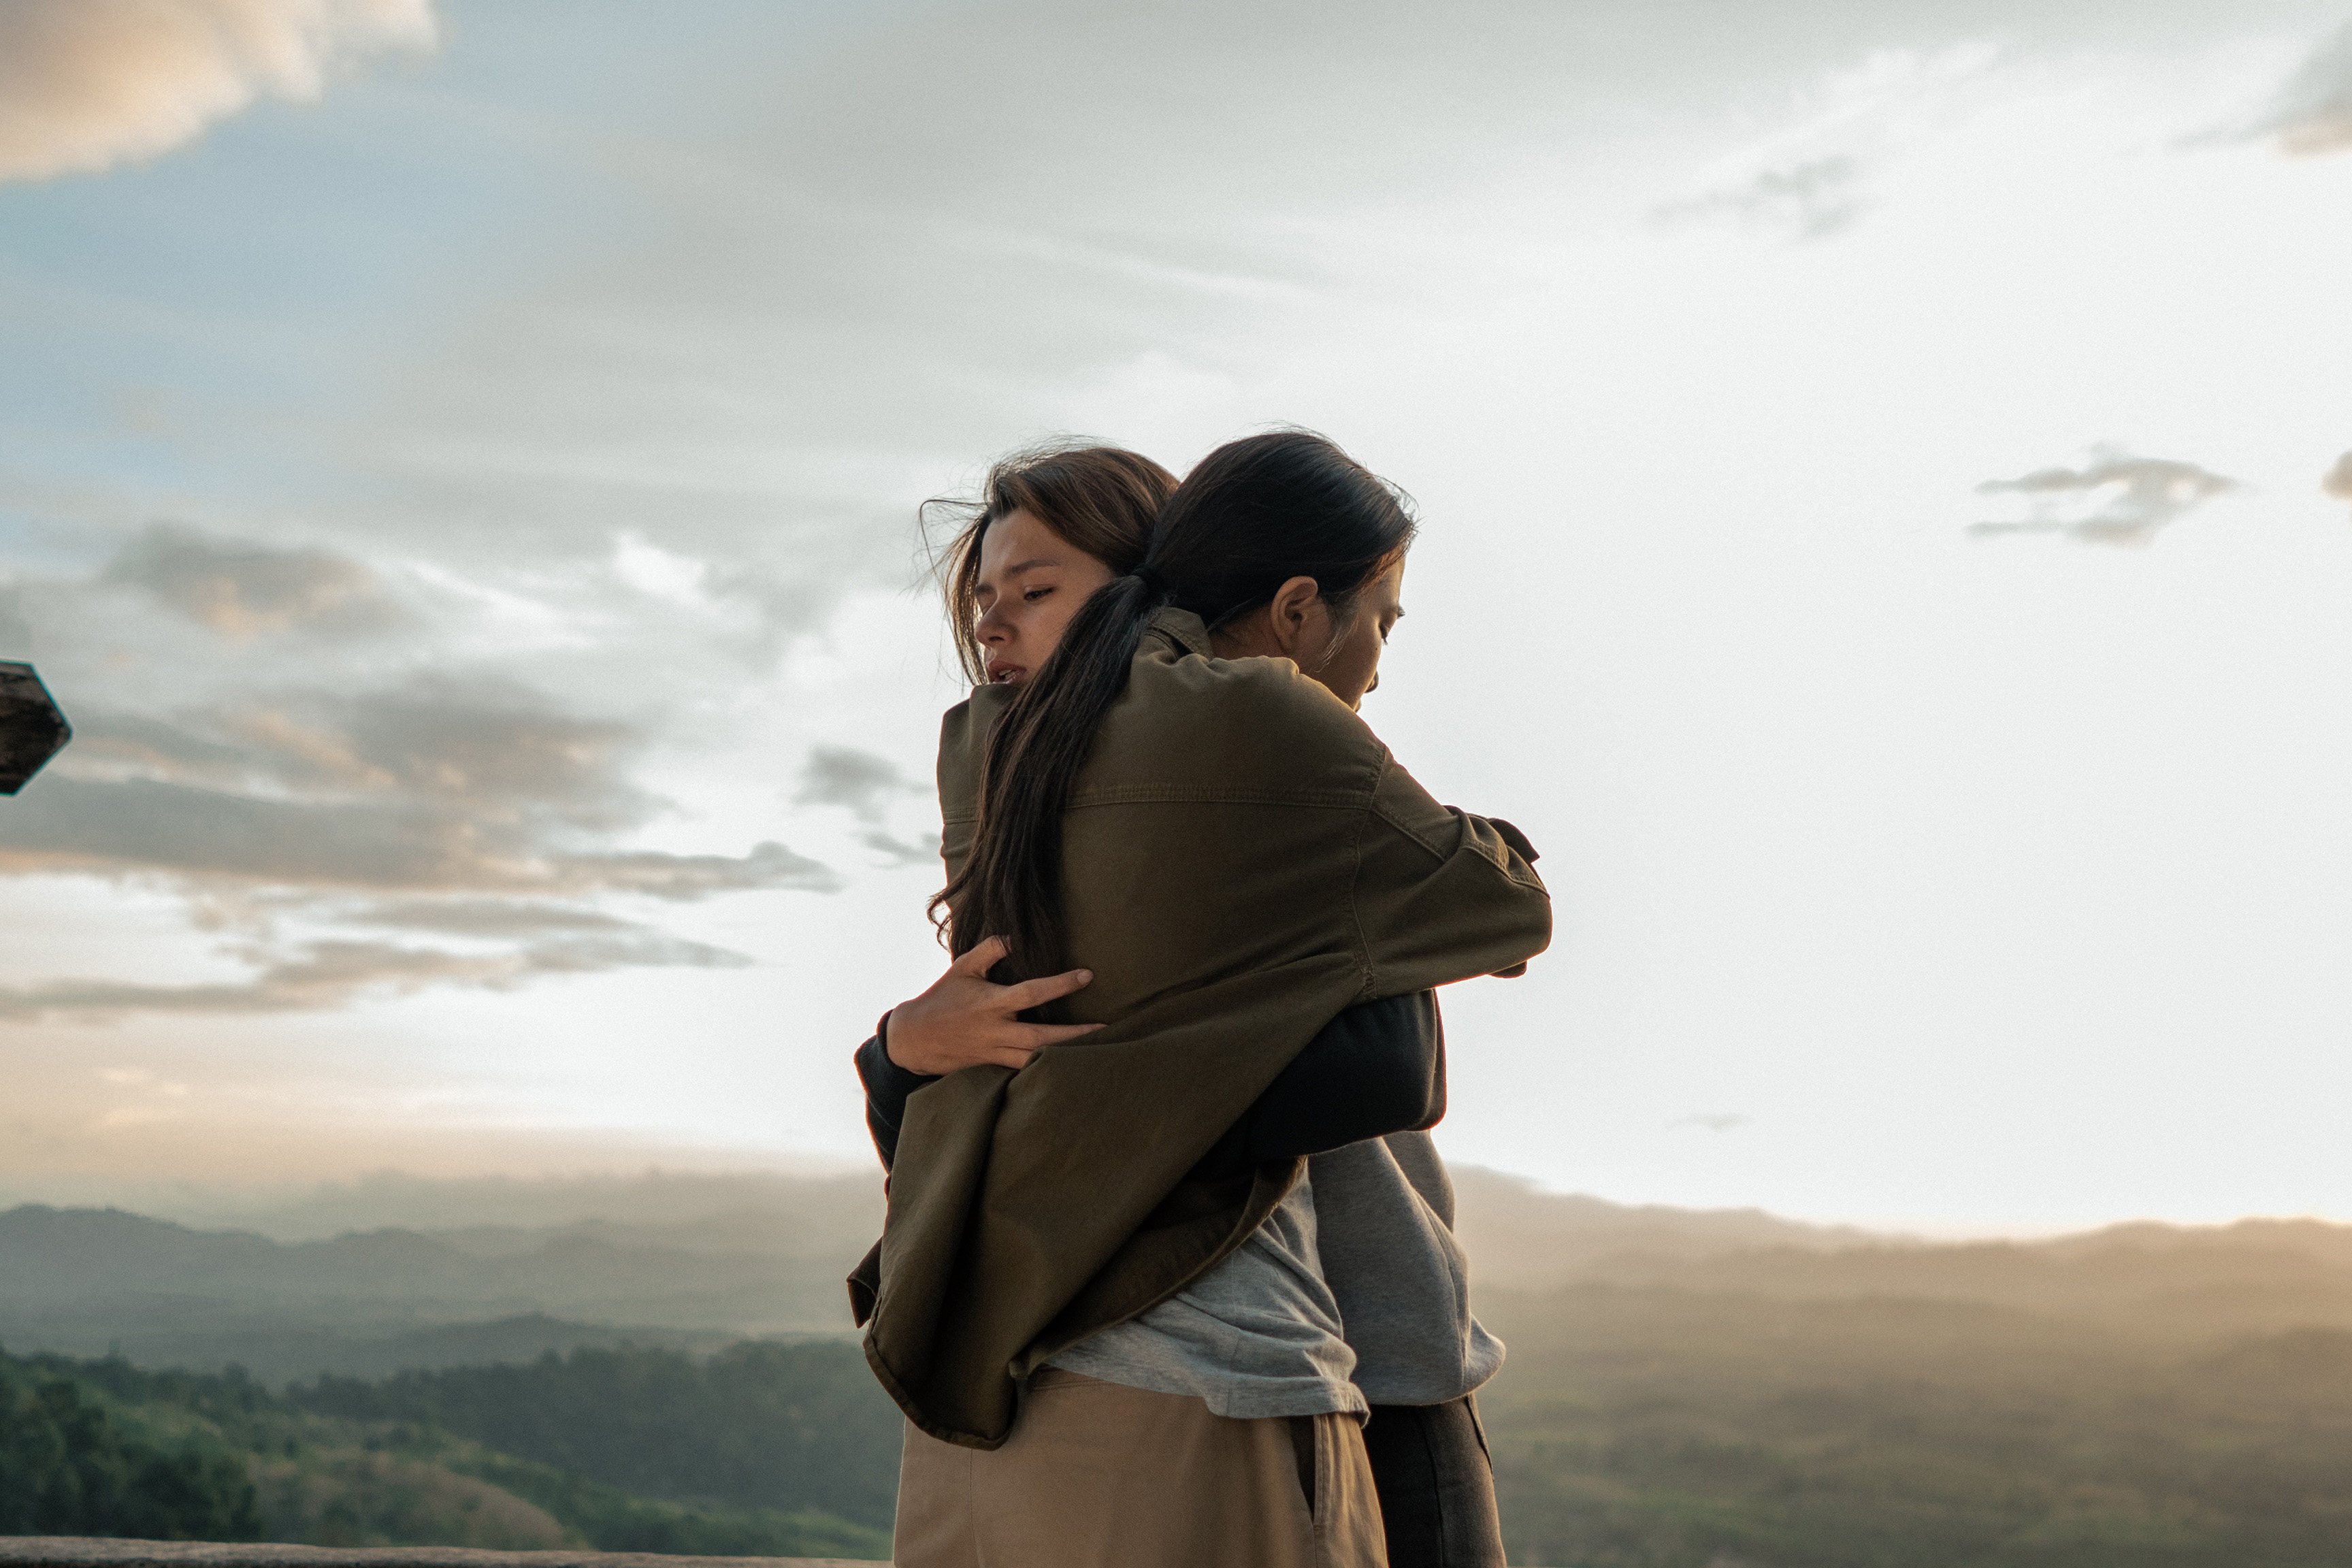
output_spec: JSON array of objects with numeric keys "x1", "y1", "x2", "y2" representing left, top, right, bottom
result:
[
  {"x1": 342, "y1": 898, "x2": 643, "y2": 938},
  {"x1": 1669, "y1": 1113, "x2": 1752, "y2": 1133},
  {"x1": 0, "y1": 0, "x2": 436, "y2": 184},
  {"x1": 1654, "y1": 44, "x2": 2002, "y2": 244},
  {"x1": 1970, "y1": 449, "x2": 2240, "y2": 547},
  {"x1": 1657, "y1": 156, "x2": 1868, "y2": 241},
  {"x1": 2253, "y1": 23, "x2": 2352, "y2": 156},
  {"x1": 0, "y1": 929, "x2": 747, "y2": 1022}
]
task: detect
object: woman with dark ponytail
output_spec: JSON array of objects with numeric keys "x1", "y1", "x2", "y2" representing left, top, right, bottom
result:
[{"x1": 853, "y1": 432, "x2": 1550, "y2": 1567}]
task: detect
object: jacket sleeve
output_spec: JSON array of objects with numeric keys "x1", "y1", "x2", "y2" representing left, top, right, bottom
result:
[
  {"x1": 1351, "y1": 754, "x2": 1552, "y2": 999},
  {"x1": 1186, "y1": 991, "x2": 1443, "y2": 1183},
  {"x1": 855, "y1": 1012, "x2": 938, "y2": 1172}
]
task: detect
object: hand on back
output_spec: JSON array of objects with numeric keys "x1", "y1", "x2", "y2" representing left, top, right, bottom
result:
[{"x1": 885, "y1": 935, "x2": 1103, "y2": 1075}]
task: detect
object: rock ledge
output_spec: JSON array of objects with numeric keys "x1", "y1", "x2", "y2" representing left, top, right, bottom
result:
[{"x1": 0, "y1": 1541, "x2": 881, "y2": 1568}]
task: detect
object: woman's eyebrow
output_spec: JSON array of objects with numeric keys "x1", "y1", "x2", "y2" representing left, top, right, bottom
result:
[{"x1": 1000, "y1": 558, "x2": 1059, "y2": 576}]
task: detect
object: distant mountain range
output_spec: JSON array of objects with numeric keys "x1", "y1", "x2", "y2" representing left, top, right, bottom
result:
[
  {"x1": 1446, "y1": 1166, "x2": 1886, "y2": 1287},
  {"x1": 0, "y1": 1179, "x2": 874, "y2": 1380},
  {"x1": 8, "y1": 1168, "x2": 2352, "y2": 1381}
]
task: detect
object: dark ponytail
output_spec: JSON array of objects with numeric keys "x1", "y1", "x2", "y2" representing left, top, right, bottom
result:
[{"x1": 939, "y1": 431, "x2": 1417, "y2": 977}]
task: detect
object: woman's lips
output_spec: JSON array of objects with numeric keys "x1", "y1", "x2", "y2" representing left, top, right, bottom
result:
[{"x1": 987, "y1": 664, "x2": 1026, "y2": 684}]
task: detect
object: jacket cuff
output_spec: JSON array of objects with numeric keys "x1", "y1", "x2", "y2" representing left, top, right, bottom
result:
[{"x1": 858, "y1": 1009, "x2": 940, "y2": 1099}]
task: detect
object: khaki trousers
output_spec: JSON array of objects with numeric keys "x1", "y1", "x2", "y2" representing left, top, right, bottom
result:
[{"x1": 894, "y1": 1368, "x2": 1388, "y2": 1568}]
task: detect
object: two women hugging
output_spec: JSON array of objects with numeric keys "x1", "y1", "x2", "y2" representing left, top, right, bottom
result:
[{"x1": 847, "y1": 433, "x2": 1551, "y2": 1568}]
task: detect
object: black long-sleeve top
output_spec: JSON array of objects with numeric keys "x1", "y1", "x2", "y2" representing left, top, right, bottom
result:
[
  {"x1": 855, "y1": 990, "x2": 1445, "y2": 1184},
  {"x1": 855, "y1": 818, "x2": 1531, "y2": 1188}
]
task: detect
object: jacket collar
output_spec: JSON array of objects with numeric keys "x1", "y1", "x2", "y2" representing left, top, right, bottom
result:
[{"x1": 1146, "y1": 606, "x2": 1214, "y2": 658}]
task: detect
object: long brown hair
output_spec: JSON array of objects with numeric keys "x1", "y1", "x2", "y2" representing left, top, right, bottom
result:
[
  {"x1": 926, "y1": 444, "x2": 1177, "y2": 685},
  {"x1": 941, "y1": 430, "x2": 1417, "y2": 977}
]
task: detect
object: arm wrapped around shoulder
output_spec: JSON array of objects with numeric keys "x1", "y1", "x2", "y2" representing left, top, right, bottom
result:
[{"x1": 1352, "y1": 755, "x2": 1552, "y2": 997}]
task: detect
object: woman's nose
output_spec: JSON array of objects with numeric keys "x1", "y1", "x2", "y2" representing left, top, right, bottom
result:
[{"x1": 975, "y1": 605, "x2": 1009, "y2": 644}]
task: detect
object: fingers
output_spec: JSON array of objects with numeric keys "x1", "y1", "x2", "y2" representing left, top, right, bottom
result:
[
  {"x1": 999, "y1": 967, "x2": 1095, "y2": 1011},
  {"x1": 950, "y1": 935, "x2": 1011, "y2": 977}
]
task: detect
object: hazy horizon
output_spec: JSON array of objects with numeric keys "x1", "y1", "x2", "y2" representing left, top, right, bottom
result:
[
  {"x1": 2, "y1": 0, "x2": 2349, "y2": 1232},
  {"x1": 0, "y1": 1156, "x2": 2329, "y2": 1249}
]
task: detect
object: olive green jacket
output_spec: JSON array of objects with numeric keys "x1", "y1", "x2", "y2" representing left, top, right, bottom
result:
[{"x1": 850, "y1": 609, "x2": 1551, "y2": 1448}]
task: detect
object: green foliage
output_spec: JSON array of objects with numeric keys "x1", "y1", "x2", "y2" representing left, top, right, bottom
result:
[
  {"x1": 291, "y1": 1338, "x2": 902, "y2": 1530},
  {"x1": 1478, "y1": 1286, "x2": 2352, "y2": 1568},
  {"x1": 0, "y1": 1356, "x2": 261, "y2": 1540},
  {"x1": 0, "y1": 1340, "x2": 889, "y2": 1560}
]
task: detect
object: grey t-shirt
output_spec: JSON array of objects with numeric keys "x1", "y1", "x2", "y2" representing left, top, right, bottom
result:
[
  {"x1": 1311, "y1": 1130, "x2": 1504, "y2": 1406},
  {"x1": 1044, "y1": 1171, "x2": 1367, "y2": 1421}
]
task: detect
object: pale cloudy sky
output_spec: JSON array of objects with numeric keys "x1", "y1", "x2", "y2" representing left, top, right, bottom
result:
[{"x1": 1, "y1": 0, "x2": 2348, "y2": 1230}]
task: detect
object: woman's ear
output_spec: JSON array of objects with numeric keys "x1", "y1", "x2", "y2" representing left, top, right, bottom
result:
[{"x1": 1266, "y1": 575, "x2": 1323, "y2": 658}]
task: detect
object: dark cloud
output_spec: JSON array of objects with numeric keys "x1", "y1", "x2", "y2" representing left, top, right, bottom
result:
[
  {"x1": 285, "y1": 681, "x2": 650, "y2": 828},
  {"x1": 6, "y1": 679, "x2": 664, "y2": 889},
  {"x1": 0, "y1": 930, "x2": 745, "y2": 1022},
  {"x1": 794, "y1": 745, "x2": 921, "y2": 824},
  {"x1": 792, "y1": 747, "x2": 933, "y2": 867},
  {"x1": 104, "y1": 676, "x2": 634, "y2": 817},
  {"x1": 63, "y1": 710, "x2": 252, "y2": 784},
  {"x1": 101, "y1": 523, "x2": 397, "y2": 640},
  {"x1": 62, "y1": 687, "x2": 641, "y2": 816},
  {"x1": 2255, "y1": 23, "x2": 2352, "y2": 156},
  {"x1": 2325, "y1": 452, "x2": 2352, "y2": 506},
  {"x1": 0, "y1": 673, "x2": 834, "y2": 1011},
  {"x1": 858, "y1": 828, "x2": 942, "y2": 870},
  {"x1": 0, "y1": 774, "x2": 504, "y2": 887},
  {"x1": 1970, "y1": 451, "x2": 2240, "y2": 546}
]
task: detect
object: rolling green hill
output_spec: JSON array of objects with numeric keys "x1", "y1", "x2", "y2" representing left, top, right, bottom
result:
[
  {"x1": 0, "y1": 1343, "x2": 891, "y2": 1561},
  {"x1": 290, "y1": 1339, "x2": 903, "y2": 1531},
  {"x1": 1477, "y1": 1284, "x2": 2352, "y2": 1567}
]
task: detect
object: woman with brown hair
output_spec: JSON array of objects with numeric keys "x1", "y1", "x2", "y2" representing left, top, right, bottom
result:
[{"x1": 852, "y1": 436, "x2": 1543, "y2": 1567}]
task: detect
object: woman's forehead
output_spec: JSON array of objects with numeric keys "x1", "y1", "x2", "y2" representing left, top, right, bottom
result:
[{"x1": 977, "y1": 508, "x2": 1081, "y2": 576}]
